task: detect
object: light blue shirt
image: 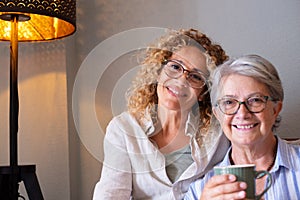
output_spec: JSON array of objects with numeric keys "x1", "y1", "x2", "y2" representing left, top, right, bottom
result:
[{"x1": 185, "y1": 137, "x2": 300, "y2": 200}]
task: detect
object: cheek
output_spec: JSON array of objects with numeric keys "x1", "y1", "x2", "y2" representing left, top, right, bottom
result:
[
  {"x1": 188, "y1": 87, "x2": 204, "y2": 103},
  {"x1": 156, "y1": 83, "x2": 163, "y2": 97},
  {"x1": 191, "y1": 92, "x2": 200, "y2": 104},
  {"x1": 157, "y1": 72, "x2": 168, "y2": 84},
  {"x1": 262, "y1": 104, "x2": 279, "y2": 124},
  {"x1": 217, "y1": 114, "x2": 233, "y2": 130},
  {"x1": 261, "y1": 112, "x2": 277, "y2": 130}
]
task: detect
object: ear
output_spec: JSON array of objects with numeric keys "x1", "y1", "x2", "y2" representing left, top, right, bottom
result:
[
  {"x1": 212, "y1": 106, "x2": 222, "y2": 122},
  {"x1": 273, "y1": 101, "x2": 283, "y2": 117}
]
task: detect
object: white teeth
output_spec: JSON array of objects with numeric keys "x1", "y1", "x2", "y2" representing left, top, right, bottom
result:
[
  {"x1": 236, "y1": 124, "x2": 255, "y2": 129},
  {"x1": 168, "y1": 87, "x2": 179, "y2": 95},
  {"x1": 167, "y1": 86, "x2": 188, "y2": 97}
]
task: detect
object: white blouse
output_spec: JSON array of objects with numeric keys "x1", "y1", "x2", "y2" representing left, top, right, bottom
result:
[{"x1": 93, "y1": 111, "x2": 229, "y2": 200}]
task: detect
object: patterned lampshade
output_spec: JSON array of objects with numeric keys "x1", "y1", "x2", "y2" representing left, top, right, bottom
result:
[{"x1": 0, "y1": 0, "x2": 76, "y2": 41}]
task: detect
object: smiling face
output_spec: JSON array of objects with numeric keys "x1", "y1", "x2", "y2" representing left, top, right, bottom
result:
[
  {"x1": 156, "y1": 46, "x2": 208, "y2": 112},
  {"x1": 213, "y1": 74, "x2": 282, "y2": 147}
]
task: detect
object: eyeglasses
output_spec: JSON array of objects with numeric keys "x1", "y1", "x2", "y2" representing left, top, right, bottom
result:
[
  {"x1": 162, "y1": 59, "x2": 207, "y2": 89},
  {"x1": 216, "y1": 95, "x2": 276, "y2": 115}
]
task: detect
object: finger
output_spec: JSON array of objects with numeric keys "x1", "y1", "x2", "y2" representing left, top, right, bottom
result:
[
  {"x1": 201, "y1": 177, "x2": 247, "y2": 200},
  {"x1": 218, "y1": 181, "x2": 247, "y2": 194},
  {"x1": 216, "y1": 190, "x2": 247, "y2": 200},
  {"x1": 206, "y1": 174, "x2": 236, "y2": 188},
  {"x1": 201, "y1": 187, "x2": 246, "y2": 200}
]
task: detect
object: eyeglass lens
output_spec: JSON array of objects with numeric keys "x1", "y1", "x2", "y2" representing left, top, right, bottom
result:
[
  {"x1": 163, "y1": 60, "x2": 206, "y2": 88},
  {"x1": 218, "y1": 96, "x2": 269, "y2": 115}
]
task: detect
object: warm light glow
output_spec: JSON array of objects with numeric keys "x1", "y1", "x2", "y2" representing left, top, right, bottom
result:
[
  {"x1": 0, "y1": 13, "x2": 75, "y2": 41},
  {"x1": 0, "y1": 0, "x2": 76, "y2": 41}
]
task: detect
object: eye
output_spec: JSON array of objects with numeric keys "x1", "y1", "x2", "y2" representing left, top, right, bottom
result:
[
  {"x1": 189, "y1": 72, "x2": 204, "y2": 82},
  {"x1": 223, "y1": 99, "x2": 234, "y2": 105},
  {"x1": 168, "y1": 63, "x2": 182, "y2": 71},
  {"x1": 220, "y1": 98, "x2": 236, "y2": 107},
  {"x1": 247, "y1": 96, "x2": 265, "y2": 106}
]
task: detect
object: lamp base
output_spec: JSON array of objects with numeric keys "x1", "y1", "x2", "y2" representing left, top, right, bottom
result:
[{"x1": 0, "y1": 165, "x2": 44, "y2": 200}]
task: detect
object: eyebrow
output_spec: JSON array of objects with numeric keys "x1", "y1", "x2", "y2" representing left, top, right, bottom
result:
[
  {"x1": 221, "y1": 93, "x2": 267, "y2": 99},
  {"x1": 172, "y1": 59, "x2": 207, "y2": 75},
  {"x1": 220, "y1": 95, "x2": 237, "y2": 99}
]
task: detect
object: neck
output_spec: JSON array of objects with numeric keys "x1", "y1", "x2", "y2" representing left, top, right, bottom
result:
[
  {"x1": 157, "y1": 106, "x2": 189, "y2": 133},
  {"x1": 230, "y1": 136, "x2": 278, "y2": 171},
  {"x1": 151, "y1": 107, "x2": 190, "y2": 153}
]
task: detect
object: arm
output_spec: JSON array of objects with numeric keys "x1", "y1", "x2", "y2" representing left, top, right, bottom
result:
[{"x1": 93, "y1": 117, "x2": 133, "y2": 200}]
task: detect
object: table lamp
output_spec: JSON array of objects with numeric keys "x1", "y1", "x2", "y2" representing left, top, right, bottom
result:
[{"x1": 0, "y1": 1, "x2": 76, "y2": 199}]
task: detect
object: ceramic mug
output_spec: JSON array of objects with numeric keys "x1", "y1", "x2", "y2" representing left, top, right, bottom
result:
[{"x1": 214, "y1": 164, "x2": 272, "y2": 200}]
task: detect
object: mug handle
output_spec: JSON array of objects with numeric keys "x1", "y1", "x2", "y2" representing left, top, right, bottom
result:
[{"x1": 255, "y1": 170, "x2": 272, "y2": 200}]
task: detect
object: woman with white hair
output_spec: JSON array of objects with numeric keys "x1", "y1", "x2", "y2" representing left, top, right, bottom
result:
[{"x1": 185, "y1": 54, "x2": 300, "y2": 200}]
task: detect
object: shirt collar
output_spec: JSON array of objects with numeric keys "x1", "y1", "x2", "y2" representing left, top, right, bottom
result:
[{"x1": 218, "y1": 137, "x2": 299, "y2": 172}]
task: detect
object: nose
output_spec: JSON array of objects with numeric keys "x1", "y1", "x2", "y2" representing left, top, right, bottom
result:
[
  {"x1": 182, "y1": 70, "x2": 191, "y2": 78},
  {"x1": 174, "y1": 69, "x2": 189, "y2": 80},
  {"x1": 235, "y1": 102, "x2": 252, "y2": 118},
  {"x1": 175, "y1": 79, "x2": 188, "y2": 90}
]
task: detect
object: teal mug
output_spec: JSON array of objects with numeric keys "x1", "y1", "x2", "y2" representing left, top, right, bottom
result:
[{"x1": 214, "y1": 164, "x2": 272, "y2": 200}]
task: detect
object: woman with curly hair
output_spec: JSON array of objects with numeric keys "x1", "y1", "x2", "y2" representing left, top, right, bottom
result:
[{"x1": 93, "y1": 28, "x2": 230, "y2": 200}]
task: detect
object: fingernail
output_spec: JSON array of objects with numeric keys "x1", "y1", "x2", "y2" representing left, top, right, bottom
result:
[
  {"x1": 240, "y1": 182, "x2": 247, "y2": 189},
  {"x1": 228, "y1": 174, "x2": 236, "y2": 181},
  {"x1": 238, "y1": 191, "x2": 246, "y2": 198}
]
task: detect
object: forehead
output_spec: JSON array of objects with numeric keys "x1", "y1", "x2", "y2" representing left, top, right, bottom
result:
[
  {"x1": 220, "y1": 74, "x2": 269, "y2": 97},
  {"x1": 171, "y1": 46, "x2": 208, "y2": 73}
]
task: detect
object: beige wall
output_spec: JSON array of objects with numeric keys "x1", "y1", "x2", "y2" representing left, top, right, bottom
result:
[{"x1": 0, "y1": 0, "x2": 299, "y2": 199}]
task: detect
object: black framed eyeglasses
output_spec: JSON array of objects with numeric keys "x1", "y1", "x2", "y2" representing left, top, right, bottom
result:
[
  {"x1": 216, "y1": 95, "x2": 276, "y2": 115},
  {"x1": 162, "y1": 59, "x2": 207, "y2": 89}
]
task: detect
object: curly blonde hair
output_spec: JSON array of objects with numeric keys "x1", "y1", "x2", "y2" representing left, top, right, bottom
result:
[{"x1": 126, "y1": 28, "x2": 228, "y2": 134}]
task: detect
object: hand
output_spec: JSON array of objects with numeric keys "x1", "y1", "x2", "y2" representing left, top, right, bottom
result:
[{"x1": 200, "y1": 174, "x2": 247, "y2": 200}]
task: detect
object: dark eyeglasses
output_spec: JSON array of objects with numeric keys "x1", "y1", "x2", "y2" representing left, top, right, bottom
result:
[
  {"x1": 162, "y1": 59, "x2": 207, "y2": 89},
  {"x1": 216, "y1": 95, "x2": 276, "y2": 115}
]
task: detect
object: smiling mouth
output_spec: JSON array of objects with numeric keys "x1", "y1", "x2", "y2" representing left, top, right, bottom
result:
[
  {"x1": 233, "y1": 123, "x2": 258, "y2": 130},
  {"x1": 166, "y1": 86, "x2": 188, "y2": 97}
]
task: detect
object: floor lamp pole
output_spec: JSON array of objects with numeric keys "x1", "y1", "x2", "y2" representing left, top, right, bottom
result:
[
  {"x1": 0, "y1": 14, "x2": 44, "y2": 200},
  {"x1": 9, "y1": 14, "x2": 20, "y2": 200},
  {"x1": 10, "y1": 15, "x2": 19, "y2": 168}
]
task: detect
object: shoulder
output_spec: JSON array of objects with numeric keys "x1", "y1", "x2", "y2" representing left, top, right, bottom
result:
[
  {"x1": 109, "y1": 111, "x2": 136, "y2": 124},
  {"x1": 277, "y1": 137, "x2": 300, "y2": 169},
  {"x1": 283, "y1": 138, "x2": 300, "y2": 145},
  {"x1": 105, "y1": 111, "x2": 150, "y2": 141},
  {"x1": 107, "y1": 112, "x2": 139, "y2": 131},
  {"x1": 278, "y1": 137, "x2": 300, "y2": 153}
]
